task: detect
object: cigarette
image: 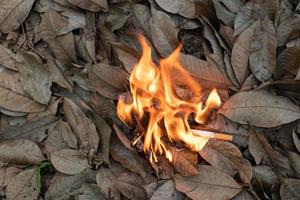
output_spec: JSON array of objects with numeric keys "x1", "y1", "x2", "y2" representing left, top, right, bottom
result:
[{"x1": 191, "y1": 129, "x2": 233, "y2": 141}]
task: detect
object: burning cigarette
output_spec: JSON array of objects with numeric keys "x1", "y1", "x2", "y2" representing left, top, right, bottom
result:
[{"x1": 191, "y1": 129, "x2": 233, "y2": 141}]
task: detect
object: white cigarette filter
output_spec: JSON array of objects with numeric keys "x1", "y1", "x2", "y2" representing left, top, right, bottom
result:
[{"x1": 191, "y1": 129, "x2": 233, "y2": 141}]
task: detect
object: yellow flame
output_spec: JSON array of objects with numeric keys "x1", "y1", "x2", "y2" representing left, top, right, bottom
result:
[{"x1": 117, "y1": 36, "x2": 221, "y2": 162}]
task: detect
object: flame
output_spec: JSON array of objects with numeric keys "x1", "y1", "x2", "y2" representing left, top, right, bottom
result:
[{"x1": 117, "y1": 36, "x2": 221, "y2": 162}]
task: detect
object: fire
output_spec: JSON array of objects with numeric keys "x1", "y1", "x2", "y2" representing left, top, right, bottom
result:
[{"x1": 117, "y1": 36, "x2": 221, "y2": 162}]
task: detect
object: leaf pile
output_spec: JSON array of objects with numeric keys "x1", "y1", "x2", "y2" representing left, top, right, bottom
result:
[{"x1": 0, "y1": 0, "x2": 299, "y2": 199}]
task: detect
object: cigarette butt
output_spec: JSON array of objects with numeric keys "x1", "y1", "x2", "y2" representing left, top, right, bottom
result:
[{"x1": 191, "y1": 129, "x2": 233, "y2": 141}]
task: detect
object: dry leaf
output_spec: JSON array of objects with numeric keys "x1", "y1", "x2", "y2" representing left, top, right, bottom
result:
[
  {"x1": 249, "y1": 130, "x2": 293, "y2": 176},
  {"x1": 58, "y1": 9, "x2": 86, "y2": 35},
  {"x1": 16, "y1": 51, "x2": 52, "y2": 105},
  {"x1": 220, "y1": 90, "x2": 300, "y2": 127},
  {"x1": 232, "y1": 191, "x2": 255, "y2": 200},
  {"x1": 0, "y1": 115, "x2": 59, "y2": 142},
  {"x1": 280, "y1": 178, "x2": 300, "y2": 200},
  {"x1": 253, "y1": 166, "x2": 279, "y2": 194},
  {"x1": 0, "y1": 139, "x2": 44, "y2": 165},
  {"x1": 6, "y1": 168, "x2": 39, "y2": 200},
  {"x1": 0, "y1": 0, "x2": 35, "y2": 33},
  {"x1": 39, "y1": 9, "x2": 77, "y2": 64},
  {"x1": 113, "y1": 124, "x2": 133, "y2": 151},
  {"x1": 132, "y1": 4, "x2": 152, "y2": 38},
  {"x1": 231, "y1": 22, "x2": 256, "y2": 84},
  {"x1": 110, "y1": 137, "x2": 152, "y2": 178},
  {"x1": 97, "y1": 167, "x2": 121, "y2": 200},
  {"x1": 292, "y1": 130, "x2": 300, "y2": 153},
  {"x1": 67, "y1": 0, "x2": 108, "y2": 12},
  {"x1": 276, "y1": 47, "x2": 300, "y2": 79},
  {"x1": 150, "y1": 9, "x2": 179, "y2": 57},
  {"x1": 45, "y1": 120, "x2": 77, "y2": 155},
  {"x1": 63, "y1": 98, "x2": 99, "y2": 160},
  {"x1": 277, "y1": 14, "x2": 300, "y2": 46},
  {"x1": 234, "y1": 0, "x2": 278, "y2": 36},
  {"x1": 173, "y1": 165, "x2": 241, "y2": 200},
  {"x1": 249, "y1": 17, "x2": 277, "y2": 82},
  {"x1": 45, "y1": 169, "x2": 96, "y2": 200},
  {"x1": 170, "y1": 148, "x2": 198, "y2": 177},
  {"x1": 78, "y1": 183, "x2": 107, "y2": 200},
  {"x1": 200, "y1": 140, "x2": 252, "y2": 183},
  {"x1": 51, "y1": 149, "x2": 90, "y2": 175},
  {"x1": 179, "y1": 53, "x2": 231, "y2": 89},
  {"x1": 154, "y1": 0, "x2": 196, "y2": 19},
  {"x1": 150, "y1": 180, "x2": 183, "y2": 200},
  {"x1": 0, "y1": 44, "x2": 17, "y2": 71}
]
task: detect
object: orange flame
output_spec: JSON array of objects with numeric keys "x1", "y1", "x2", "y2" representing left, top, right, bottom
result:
[{"x1": 117, "y1": 36, "x2": 221, "y2": 162}]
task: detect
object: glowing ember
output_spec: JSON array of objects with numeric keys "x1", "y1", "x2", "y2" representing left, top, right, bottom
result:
[{"x1": 117, "y1": 36, "x2": 221, "y2": 162}]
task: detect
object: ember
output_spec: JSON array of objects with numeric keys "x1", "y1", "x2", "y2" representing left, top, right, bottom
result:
[{"x1": 117, "y1": 36, "x2": 223, "y2": 162}]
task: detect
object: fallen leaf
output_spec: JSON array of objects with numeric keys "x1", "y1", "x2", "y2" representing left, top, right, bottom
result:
[
  {"x1": 78, "y1": 183, "x2": 107, "y2": 200},
  {"x1": 170, "y1": 148, "x2": 198, "y2": 177},
  {"x1": 234, "y1": 0, "x2": 278, "y2": 36},
  {"x1": 179, "y1": 53, "x2": 232, "y2": 89},
  {"x1": 51, "y1": 149, "x2": 90, "y2": 175},
  {"x1": 39, "y1": 9, "x2": 77, "y2": 64},
  {"x1": 232, "y1": 191, "x2": 256, "y2": 200},
  {"x1": 150, "y1": 180, "x2": 183, "y2": 200},
  {"x1": 173, "y1": 165, "x2": 241, "y2": 200},
  {"x1": 67, "y1": 0, "x2": 108, "y2": 12},
  {"x1": 132, "y1": 4, "x2": 152, "y2": 38},
  {"x1": 58, "y1": 9, "x2": 86, "y2": 35},
  {"x1": 45, "y1": 169, "x2": 96, "y2": 199},
  {"x1": 110, "y1": 136, "x2": 152, "y2": 178},
  {"x1": 199, "y1": 140, "x2": 252, "y2": 183},
  {"x1": 292, "y1": 130, "x2": 300, "y2": 153},
  {"x1": 0, "y1": 0, "x2": 35, "y2": 33},
  {"x1": 96, "y1": 167, "x2": 121, "y2": 200},
  {"x1": 150, "y1": 9, "x2": 179, "y2": 57},
  {"x1": 249, "y1": 130, "x2": 293, "y2": 176},
  {"x1": 253, "y1": 166, "x2": 279, "y2": 194},
  {"x1": 16, "y1": 51, "x2": 52, "y2": 105},
  {"x1": 0, "y1": 44, "x2": 17, "y2": 71},
  {"x1": 231, "y1": 22, "x2": 256, "y2": 84},
  {"x1": 154, "y1": 0, "x2": 196, "y2": 19},
  {"x1": 0, "y1": 139, "x2": 45, "y2": 165},
  {"x1": 113, "y1": 124, "x2": 133, "y2": 151},
  {"x1": 249, "y1": 17, "x2": 277, "y2": 82},
  {"x1": 63, "y1": 98, "x2": 99, "y2": 160},
  {"x1": 6, "y1": 168, "x2": 39, "y2": 200},
  {"x1": 219, "y1": 90, "x2": 300, "y2": 127},
  {"x1": 287, "y1": 151, "x2": 300, "y2": 176},
  {"x1": 280, "y1": 178, "x2": 300, "y2": 200},
  {"x1": 277, "y1": 14, "x2": 300, "y2": 46},
  {"x1": 0, "y1": 115, "x2": 59, "y2": 142},
  {"x1": 275, "y1": 47, "x2": 300, "y2": 79},
  {"x1": 45, "y1": 120, "x2": 77, "y2": 155}
]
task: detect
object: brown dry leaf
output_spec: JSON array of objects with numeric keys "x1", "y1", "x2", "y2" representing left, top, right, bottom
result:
[
  {"x1": 170, "y1": 148, "x2": 198, "y2": 177},
  {"x1": 67, "y1": 0, "x2": 108, "y2": 12},
  {"x1": 132, "y1": 4, "x2": 152, "y2": 38},
  {"x1": 39, "y1": 9, "x2": 77, "y2": 64},
  {"x1": 0, "y1": 86, "x2": 45, "y2": 113},
  {"x1": 154, "y1": 0, "x2": 196, "y2": 19},
  {"x1": 292, "y1": 130, "x2": 300, "y2": 153},
  {"x1": 0, "y1": 65, "x2": 27, "y2": 96},
  {"x1": 78, "y1": 183, "x2": 107, "y2": 200},
  {"x1": 0, "y1": 0, "x2": 35, "y2": 33},
  {"x1": 6, "y1": 168, "x2": 39, "y2": 200},
  {"x1": 0, "y1": 44, "x2": 17, "y2": 71},
  {"x1": 150, "y1": 180, "x2": 183, "y2": 200},
  {"x1": 276, "y1": 47, "x2": 300, "y2": 79},
  {"x1": 219, "y1": 24, "x2": 236, "y2": 49},
  {"x1": 173, "y1": 165, "x2": 241, "y2": 200},
  {"x1": 113, "y1": 124, "x2": 133, "y2": 151},
  {"x1": 116, "y1": 47, "x2": 138, "y2": 73},
  {"x1": 45, "y1": 169, "x2": 96, "y2": 200},
  {"x1": 0, "y1": 166, "x2": 20, "y2": 191},
  {"x1": 46, "y1": 54, "x2": 73, "y2": 92},
  {"x1": 231, "y1": 22, "x2": 256, "y2": 84},
  {"x1": 45, "y1": 120, "x2": 77, "y2": 155},
  {"x1": 63, "y1": 98, "x2": 99, "y2": 160},
  {"x1": 110, "y1": 136, "x2": 152, "y2": 178},
  {"x1": 277, "y1": 14, "x2": 300, "y2": 46},
  {"x1": 288, "y1": 151, "x2": 300, "y2": 176},
  {"x1": 150, "y1": 9, "x2": 179, "y2": 57},
  {"x1": 232, "y1": 191, "x2": 255, "y2": 200},
  {"x1": 249, "y1": 130, "x2": 293, "y2": 175},
  {"x1": 0, "y1": 139, "x2": 44, "y2": 165},
  {"x1": 0, "y1": 115, "x2": 58, "y2": 142},
  {"x1": 280, "y1": 178, "x2": 300, "y2": 200},
  {"x1": 249, "y1": 17, "x2": 277, "y2": 82},
  {"x1": 51, "y1": 149, "x2": 90, "y2": 175},
  {"x1": 97, "y1": 168, "x2": 147, "y2": 200},
  {"x1": 16, "y1": 51, "x2": 52, "y2": 105},
  {"x1": 234, "y1": 0, "x2": 279, "y2": 36},
  {"x1": 219, "y1": 90, "x2": 300, "y2": 127},
  {"x1": 199, "y1": 140, "x2": 252, "y2": 183},
  {"x1": 58, "y1": 9, "x2": 86, "y2": 35},
  {"x1": 179, "y1": 53, "x2": 232, "y2": 89},
  {"x1": 253, "y1": 166, "x2": 279, "y2": 194}
]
